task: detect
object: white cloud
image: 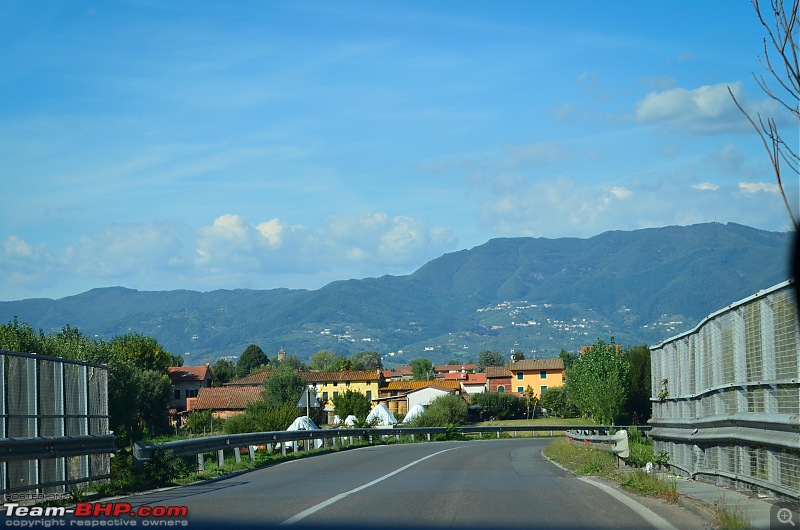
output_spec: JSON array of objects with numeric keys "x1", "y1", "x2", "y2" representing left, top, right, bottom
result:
[
  {"x1": 609, "y1": 186, "x2": 632, "y2": 199},
  {"x1": 739, "y1": 182, "x2": 780, "y2": 194},
  {"x1": 634, "y1": 82, "x2": 778, "y2": 135},
  {"x1": 693, "y1": 183, "x2": 719, "y2": 191}
]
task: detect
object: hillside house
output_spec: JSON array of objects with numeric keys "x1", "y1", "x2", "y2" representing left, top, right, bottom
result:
[
  {"x1": 377, "y1": 380, "x2": 462, "y2": 418},
  {"x1": 168, "y1": 365, "x2": 212, "y2": 413},
  {"x1": 305, "y1": 370, "x2": 384, "y2": 423},
  {"x1": 486, "y1": 365, "x2": 512, "y2": 393}
]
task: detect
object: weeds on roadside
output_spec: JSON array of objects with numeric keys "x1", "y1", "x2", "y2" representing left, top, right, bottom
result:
[
  {"x1": 620, "y1": 470, "x2": 678, "y2": 502},
  {"x1": 712, "y1": 499, "x2": 752, "y2": 530}
]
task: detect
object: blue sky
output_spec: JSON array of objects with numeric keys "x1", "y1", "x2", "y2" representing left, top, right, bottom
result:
[{"x1": 1, "y1": 0, "x2": 797, "y2": 301}]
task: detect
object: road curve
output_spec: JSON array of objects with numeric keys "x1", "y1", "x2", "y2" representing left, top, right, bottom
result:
[{"x1": 94, "y1": 438, "x2": 700, "y2": 529}]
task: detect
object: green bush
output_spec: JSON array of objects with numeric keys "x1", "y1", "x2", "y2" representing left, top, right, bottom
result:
[{"x1": 410, "y1": 395, "x2": 468, "y2": 427}]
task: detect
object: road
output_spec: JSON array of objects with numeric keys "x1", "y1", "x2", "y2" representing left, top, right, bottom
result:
[{"x1": 55, "y1": 439, "x2": 709, "y2": 529}]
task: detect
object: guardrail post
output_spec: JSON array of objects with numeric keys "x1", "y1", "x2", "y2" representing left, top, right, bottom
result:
[
  {"x1": 496, "y1": 431, "x2": 500, "y2": 439},
  {"x1": 234, "y1": 447, "x2": 241, "y2": 463},
  {"x1": 197, "y1": 453, "x2": 204, "y2": 472},
  {"x1": 411, "y1": 434, "x2": 415, "y2": 442},
  {"x1": 249, "y1": 445, "x2": 257, "y2": 462},
  {"x1": 133, "y1": 441, "x2": 156, "y2": 472},
  {"x1": 427, "y1": 433, "x2": 431, "y2": 441},
  {"x1": 217, "y1": 449, "x2": 224, "y2": 467},
  {"x1": 281, "y1": 442, "x2": 286, "y2": 456}
]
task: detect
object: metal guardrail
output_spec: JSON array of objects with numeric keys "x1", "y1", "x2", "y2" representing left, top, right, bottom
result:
[
  {"x1": 136, "y1": 424, "x2": 645, "y2": 471},
  {"x1": 565, "y1": 429, "x2": 630, "y2": 460},
  {"x1": 0, "y1": 435, "x2": 116, "y2": 462}
]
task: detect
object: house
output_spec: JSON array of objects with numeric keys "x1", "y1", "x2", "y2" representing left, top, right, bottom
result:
[
  {"x1": 406, "y1": 384, "x2": 460, "y2": 411},
  {"x1": 460, "y1": 373, "x2": 487, "y2": 395},
  {"x1": 168, "y1": 365, "x2": 212, "y2": 413},
  {"x1": 507, "y1": 358, "x2": 565, "y2": 399},
  {"x1": 433, "y1": 364, "x2": 477, "y2": 379},
  {"x1": 382, "y1": 366, "x2": 414, "y2": 381},
  {"x1": 486, "y1": 365, "x2": 512, "y2": 393},
  {"x1": 225, "y1": 370, "x2": 270, "y2": 387},
  {"x1": 187, "y1": 386, "x2": 263, "y2": 420},
  {"x1": 305, "y1": 370, "x2": 384, "y2": 423}
]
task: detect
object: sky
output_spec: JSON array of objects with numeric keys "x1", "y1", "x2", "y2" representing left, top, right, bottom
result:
[{"x1": 1, "y1": 0, "x2": 798, "y2": 301}]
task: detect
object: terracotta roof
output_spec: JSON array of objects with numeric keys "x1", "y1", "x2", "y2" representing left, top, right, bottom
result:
[
  {"x1": 168, "y1": 365, "x2": 210, "y2": 383},
  {"x1": 304, "y1": 370, "x2": 381, "y2": 383},
  {"x1": 382, "y1": 380, "x2": 462, "y2": 391},
  {"x1": 508, "y1": 359, "x2": 565, "y2": 371},
  {"x1": 434, "y1": 364, "x2": 477, "y2": 373},
  {"x1": 226, "y1": 371, "x2": 270, "y2": 386},
  {"x1": 443, "y1": 372, "x2": 467, "y2": 381},
  {"x1": 192, "y1": 386, "x2": 262, "y2": 411},
  {"x1": 464, "y1": 373, "x2": 487, "y2": 384},
  {"x1": 407, "y1": 384, "x2": 459, "y2": 394},
  {"x1": 486, "y1": 366, "x2": 511, "y2": 378}
]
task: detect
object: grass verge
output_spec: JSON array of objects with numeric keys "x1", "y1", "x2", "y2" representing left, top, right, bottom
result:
[{"x1": 543, "y1": 438, "x2": 678, "y2": 502}]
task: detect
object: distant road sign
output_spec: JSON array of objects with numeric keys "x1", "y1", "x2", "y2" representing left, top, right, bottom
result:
[{"x1": 297, "y1": 386, "x2": 320, "y2": 408}]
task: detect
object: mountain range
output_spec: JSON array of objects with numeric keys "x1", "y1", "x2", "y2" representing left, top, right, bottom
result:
[{"x1": 0, "y1": 222, "x2": 792, "y2": 366}]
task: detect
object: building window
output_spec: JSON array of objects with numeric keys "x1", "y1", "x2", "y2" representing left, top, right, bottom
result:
[
  {"x1": 333, "y1": 382, "x2": 338, "y2": 386},
  {"x1": 366, "y1": 390, "x2": 372, "y2": 400},
  {"x1": 498, "y1": 386, "x2": 505, "y2": 392},
  {"x1": 333, "y1": 391, "x2": 339, "y2": 399},
  {"x1": 516, "y1": 372, "x2": 523, "y2": 380},
  {"x1": 540, "y1": 370, "x2": 547, "y2": 379},
  {"x1": 185, "y1": 389, "x2": 198, "y2": 399},
  {"x1": 322, "y1": 392, "x2": 328, "y2": 403},
  {"x1": 540, "y1": 385, "x2": 548, "y2": 396},
  {"x1": 346, "y1": 381, "x2": 350, "y2": 386}
]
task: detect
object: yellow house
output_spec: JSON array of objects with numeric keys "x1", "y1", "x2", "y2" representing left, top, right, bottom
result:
[
  {"x1": 305, "y1": 370, "x2": 384, "y2": 419},
  {"x1": 507, "y1": 359, "x2": 565, "y2": 399}
]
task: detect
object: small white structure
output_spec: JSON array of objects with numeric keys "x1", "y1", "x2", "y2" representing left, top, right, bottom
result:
[
  {"x1": 407, "y1": 385, "x2": 455, "y2": 411},
  {"x1": 366, "y1": 404, "x2": 397, "y2": 426},
  {"x1": 402, "y1": 404, "x2": 425, "y2": 424},
  {"x1": 283, "y1": 415, "x2": 323, "y2": 450}
]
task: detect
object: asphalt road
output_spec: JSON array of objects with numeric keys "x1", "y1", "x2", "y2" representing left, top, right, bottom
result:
[{"x1": 63, "y1": 438, "x2": 706, "y2": 530}]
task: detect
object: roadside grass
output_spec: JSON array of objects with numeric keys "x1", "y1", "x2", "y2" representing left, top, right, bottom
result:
[
  {"x1": 712, "y1": 499, "x2": 752, "y2": 530},
  {"x1": 543, "y1": 438, "x2": 679, "y2": 502}
]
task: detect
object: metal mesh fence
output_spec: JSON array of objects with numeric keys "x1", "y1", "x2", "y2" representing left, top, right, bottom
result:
[
  {"x1": 650, "y1": 281, "x2": 800, "y2": 499},
  {"x1": 0, "y1": 350, "x2": 110, "y2": 499}
]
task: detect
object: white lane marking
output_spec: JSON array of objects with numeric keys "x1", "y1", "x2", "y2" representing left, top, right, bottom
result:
[
  {"x1": 280, "y1": 446, "x2": 463, "y2": 526},
  {"x1": 578, "y1": 477, "x2": 679, "y2": 530}
]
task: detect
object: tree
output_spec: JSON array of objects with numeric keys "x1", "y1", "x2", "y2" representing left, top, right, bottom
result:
[
  {"x1": 511, "y1": 349, "x2": 526, "y2": 361},
  {"x1": 135, "y1": 369, "x2": 173, "y2": 434},
  {"x1": 110, "y1": 333, "x2": 173, "y2": 373},
  {"x1": 332, "y1": 389, "x2": 372, "y2": 421},
  {"x1": 263, "y1": 365, "x2": 307, "y2": 406},
  {"x1": 309, "y1": 350, "x2": 345, "y2": 372},
  {"x1": 567, "y1": 338, "x2": 629, "y2": 425},
  {"x1": 410, "y1": 358, "x2": 434, "y2": 380},
  {"x1": 624, "y1": 344, "x2": 652, "y2": 424},
  {"x1": 472, "y1": 391, "x2": 525, "y2": 420},
  {"x1": 729, "y1": 0, "x2": 799, "y2": 230},
  {"x1": 273, "y1": 354, "x2": 307, "y2": 371},
  {"x1": 524, "y1": 385, "x2": 539, "y2": 419},
  {"x1": 236, "y1": 344, "x2": 269, "y2": 378},
  {"x1": 558, "y1": 349, "x2": 578, "y2": 372},
  {"x1": 540, "y1": 386, "x2": 578, "y2": 418},
  {"x1": 476, "y1": 350, "x2": 505, "y2": 372},
  {"x1": 409, "y1": 394, "x2": 468, "y2": 427},
  {"x1": 350, "y1": 350, "x2": 382, "y2": 371},
  {"x1": 211, "y1": 358, "x2": 236, "y2": 387}
]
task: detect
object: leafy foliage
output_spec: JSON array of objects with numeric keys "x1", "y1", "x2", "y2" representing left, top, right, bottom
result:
[
  {"x1": 476, "y1": 350, "x2": 505, "y2": 372},
  {"x1": 236, "y1": 344, "x2": 269, "y2": 378},
  {"x1": 540, "y1": 386, "x2": 578, "y2": 418},
  {"x1": 309, "y1": 350, "x2": 346, "y2": 372},
  {"x1": 332, "y1": 389, "x2": 372, "y2": 421},
  {"x1": 472, "y1": 391, "x2": 525, "y2": 420},
  {"x1": 350, "y1": 350, "x2": 382, "y2": 370},
  {"x1": 409, "y1": 394, "x2": 468, "y2": 427},
  {"x1": 211, "y1": 358, "x2": 236, "y2": 387},
  {"x1": 410, "y1": 358, "x2": 434, "y2": 380},
  {"x1": 263, "y1": 366, "x2": 307, "y2": 406},
  {"x1": 567, "y1": 338, "x2": 629, "y2": 425}
]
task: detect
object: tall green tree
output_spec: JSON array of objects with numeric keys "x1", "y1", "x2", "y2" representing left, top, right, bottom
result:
[
  {"x1": 136, "y1": 369, "x2": 173, "y2": 433},
  {"x1": 236, "y1": 344, "x2": 269, "y2": 378},
  {"x1": 625, "y1": 344, "x2": 652, "y2": 424},
  {"x1": 211, "y1": 358, "x2": 236, "y2": 387},
  {"x1": 472, "y1": 391, "x2": 525, "y2": 420},
  {"x1": 476, "y1": 350, "x2": 505, "y2": 372},
  {"x1": 567, "y1": 338, "x2": 628, "y2": 425},
  {"x1": 410, "y1": 358, "x2": 434, "y2": 380},
  {"x1": 558, "y1": 349, "x2": 578, "y2": 371},
  {"x1": 263, "y1": 365, "x2": 307, "y2": 406},
  {"x1": 350, "y1": 350, "x2": 382, "y2": 371},
  {"x1": 332, "y1": 389, "x2": 372, "y2": 421},
  {"x1": 110, "y1": 333, "x2": 173, "y2": 373},
  {"x1": 309, "y1": 350, "x2": 345, "y2": 372}
]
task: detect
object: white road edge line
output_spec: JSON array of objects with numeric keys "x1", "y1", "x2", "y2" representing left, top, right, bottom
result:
[
  {"x1": 280, "y1": 445, "x2": 464, "y2": 526},
  {"x1": 578, "y1": 476, "x2": 680, "y2": 530}
]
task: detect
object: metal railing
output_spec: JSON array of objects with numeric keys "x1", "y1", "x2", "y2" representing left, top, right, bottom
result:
[
  {"x1": 0, "y1": 350, "x2": 112, "y2": 500},
  {"x1": 649, "y1": 281, "x2": 800, "y2": 500},
  {"x1": 565, "y1": 429, "x2": 630, "y2": 461},
  {"x1": 135, "y1": 424, "x2": 640, "y2": 471}
]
